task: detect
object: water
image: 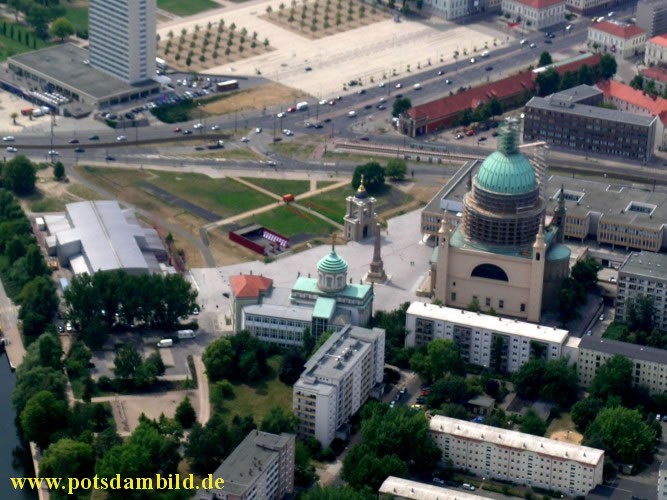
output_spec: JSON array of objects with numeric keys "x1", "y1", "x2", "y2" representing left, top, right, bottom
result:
[{"x1": 0, "y1": 354, "x2": 37, "y2": 499}]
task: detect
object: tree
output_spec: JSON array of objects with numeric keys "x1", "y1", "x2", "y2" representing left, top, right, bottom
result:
[
  {"x1": 392, "y1": 97, "x2": 411, "y2": 117},
  {"x1": 20, "y1": 390, "x2": 69, "y2": 450},
  {"x1": 37, "y1": 333, "x2": 63, "y2": 371},
  {"x1": 113, "y1": 343, "x2": 142, "y2": 380},
  {"x1": 13, "y1": 366, "x2": 67, "y2": 414},
  {"x1": 260, "y1": 406, "x2": 299, "y2": 434},
  {"x1": 410, "y1": 339, "x2": 465, "y2": 383},
  {"x1": 519, "y1": 409, "x2": 547, "y2": 436},
  {"x1": 175, "y1": 397, "x2": 197, "y2": 429},
  {"x1": 202, "y1": 332, "x2": 268, "y2": 383},
  {"x1": 559, "y1": 71, "x2": 578, "y2": 91},
  {"x1": 10, "y1": 112, "x2": 18, "y2": 125},
  {"x1": 630, "y1": 74, "x2": 644, "y2": 90},
  {"x1": 351, "y1": 162, "x2": 385, "y2": 193},
  {"x1": 589, "y1": 354, "x2": 634, "y2": 404},
  {"x1": 512, "y1": 358, "x2": 578, "y2": 407},
  {"x1": 571, "y1": 397, "x2": 616, "y2": 432},
  {"x1": 53, "y1": 161, "x2": 65, "y2": 181},
  {"x1": 3, "y1": 155, "x2": 36, "y2": 196},
  {"x1": 585, "y1": 406, "x2": 655, "y2": 464},
  {"x1": 571, "y1": 257, "x2": 601, "y2": 291},
  {"x1": 626, "y1": 295, "x2": 656, "y2": 333},
  {"x1": 535, "y1": 67, "x2": 560, "y2": 97},
  {"x1": 49, "y1": 17, "x2": 75, "y2": 42},
  {"x1": 279, "y1": 349, "x2": 306, "y2": 385},
  {"x1": 599, "y1": 53, "x2": 617, "y2": 80},
  {"x1": 343, "y1": 444, "x2": 407, "y2": 490},
  {"x1": 577, "y1": 64, "x2": 594, "y2": 85},
  {"x1": 427, "y1": 375, "x2": 470, "y2": 407},
  {"x1": 538, "y1": 51, "x2": 552, "y2": 67},
  {"x1": 18, "y1": 276, "x2": 58, "y2": 339},
  {"x1": 40, "y1": 439, "x2": 95, "y2": 499},
  {"x1": 385, "y1": 158, "x2": 407, "y2": 181}
]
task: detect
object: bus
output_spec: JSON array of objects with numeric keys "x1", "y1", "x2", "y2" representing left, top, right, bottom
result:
[
  {"x1": 156, "y1": 57, "x2": 168, "y2": 71},
  {"x1": 216, "y1": 80, "x2": 239, "y2": 92}
]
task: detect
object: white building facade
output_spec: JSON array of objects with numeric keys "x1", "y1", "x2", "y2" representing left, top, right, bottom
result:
[
  {"x1": 293, "y1": 325, "x2": 385, "y2": 447},
  {"x1": 89, "y1": 0, "x2": 156, "y2": 84},
  {"x1": 646, "y1": 34, "x2": 667, "y2": 69},
  {"x1": 659, "y1": 459, "x2": 667, "y2": 499},
  {"x1": 429, "y1": 416, "x2": 604, "y2": 497},
  {"x1": 587, "y1": 22, "x2": 647, "y2": 59},
  {"x1": 379, "y1": 477, "x2": 488, "y2": 499},
  {"x1": 405, "y1": 302, "x2": 569, "y2": 373},
  {"x1": 501, "y1": 0, "x2": 566, "y2": 30},
  {"x1": 616, "y1": 252, "x2": 667, "y2": 332}
]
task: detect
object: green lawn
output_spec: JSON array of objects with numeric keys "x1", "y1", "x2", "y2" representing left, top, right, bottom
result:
[
  {"x1": 215, "y1": 355, "x2": 293, "y2": 425},
  {"x1": 64, "y1": 7, "x2": 89, "y2": 32},
  {"x1": 238, "y1": 204, "x2": 336, "y2": 238},
  {"x1": 157, "y1": 0, "x2": 219, "y2": 16},
  {"x1": 0, "y1": 20, "x2": 50, "y2": 61},
  {"x1": 241, "y1": 177, "x2": 310, "y2": 196},
  {"x1": 317, "y1": 180, "x2": 339, "y2": 189},
  {"x1": 150, "y1": 172, "x2": 274, "y2": 218},
  {"x1": 300, "y1": 186, "x2": 353, "y2": 222}
]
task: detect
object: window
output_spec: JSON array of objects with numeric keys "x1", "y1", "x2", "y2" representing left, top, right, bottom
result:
[
  {"x1": 499, "y1": 300, "x2": 504, "y2": 309},
  {"x1": 520, "y1": 303, "x2": 526, "y2": 312},
  {"x1": 451, "y1": 292, "x2": 457, "y2": 302}
]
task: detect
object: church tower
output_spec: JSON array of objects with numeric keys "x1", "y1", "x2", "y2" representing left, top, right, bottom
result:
[
  {"x1": 554, "y1": 185, "x2": 567, "y2": 244},
  {"x1": 528, "y1": 217, "x2": 547, "y2": 322},
  {"x1": 344, "y1": 176, "x2": 377, "y2": 241},
  {"x1": 434, "y1": 210, "x2": 452, "y2": 302}
]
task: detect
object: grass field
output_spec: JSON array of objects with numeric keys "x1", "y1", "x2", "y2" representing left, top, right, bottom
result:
[
  {"x1": 238, "y1": 205, "x2": 337, "y2": 237},
  {"x1": 241, "y1": 177, "x2": 310, "y2": 196},
  {"x1": 64, "y1": 7, "x2": 88, "y2": 32},
  {"x1": 157, "y1": 0, "x2": 219, "y2": 16},
  {"x1": 271, "y1": 141, "x2": 317, "y2": 160},
  {"x1": 300, "y1": 186, "x2": 353, "y2": 222},
  {"x1": 0, "y1": 20, "x2": 49, "y2": 61},
  {"x1": 216, "y1": 355, "x2": 293, "y2": 425}
]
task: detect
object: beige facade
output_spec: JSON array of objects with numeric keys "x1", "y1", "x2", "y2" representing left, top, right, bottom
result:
[
  {"x1": 645, "y1": 35, "x2": 667, "y2": 66},
  {"x1": 587, "y1": 23, "x2": 647, "y2": 59},
  {"x1": 344, "y1": 180, "x2": 376, "y2": 241},
  {"x1": 501, "y1": 0, "x2": 566, "y2": 30},
  {"x1": 379, "y1": 477, "x2": 488, "y2": 499},
  {"x1": 430, "y1": 416, "x2": 604, "y2": 497},
  {"x1": 566, "y1": 0, "x2": 614, "y2": 15},
  {"x1": 616, "y1": 252, "x2": 667, "y2": 332}
]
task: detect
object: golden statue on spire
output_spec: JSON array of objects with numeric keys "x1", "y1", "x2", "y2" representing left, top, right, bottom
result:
[{"x1": 358, "y1": 174, "x2": 366, "y2": 193}]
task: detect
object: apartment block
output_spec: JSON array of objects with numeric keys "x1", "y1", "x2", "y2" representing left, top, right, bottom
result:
[
  {"x1": 659, "y1": 459, "x2": 667, "y2": 498},
  {"x1": 637, "y1": 0, "x2": 667, "y2": 38},
  {"x1": 501, "y1": 0, "x2": 566, "y2": 30},
  {"x1": 195, "y1": 430, "x2": 295, "y2": 500},
  {"x1": 405, "y1": 302, "x2": 569, "y2": 373},
  {"x1": 293, "y1": 325, "x2": 385, "y2": 447},
  {"x1": 616, "y1": 252, "x2": 667, "y2": 331},
  {"x1": 429, "y1": 416, "x2": 604, "y2": 497},
  {"x1": 578, "y1": 336, "x2": 667, "y2": 394},
  {"x1": 89, "y1": 0, "x2": 156, "y2": 84},
  {"x1": 379, "y1": 477, "x2": 488, "y2": 499}
]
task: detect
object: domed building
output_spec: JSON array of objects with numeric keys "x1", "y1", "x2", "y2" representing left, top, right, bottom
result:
[{"x1": 431, "y1": 119, "x2": 570, "y2": 322}]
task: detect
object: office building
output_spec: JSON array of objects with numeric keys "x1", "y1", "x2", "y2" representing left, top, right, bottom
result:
[
  {"x1": 195, "y1": 430, "x2": 295, "y2": 500},
  {"x1": 566, "y1": 0, "x2": 615, "y2": 15},
  {"x1": 577, "y1": 336, "x2": 667, "y2": 394},
  {"x1": 89, "y1": 0, "x2": 156, "y2": 84},
  {"x1": 501, "y1": 0, "x2": 566, "y2": 30},
  {"x1": 42, "y1": 201, "x2": 167, "y2": 275},
  {"x1": 523, "y1": 87, "x2": 657, "y2": 161},
  {"x1": 405, "y1": 302, "x2": 569, "y2": 373},
  {"x1": 645, "y1": 34, "x2": 667, "y2": 66},
  {"x1": 587, "y1": 22, "x2": 646, "y2": 58},
  {"x1": 429, "y1": 416, "x2": 605, "y2": 496},
  {"x1": 379, "y1": 477, "x2": 487, "y2": 499},
  {"x1": 293, "y1": 325, "x2": 385, "y2": 447},
  {"x1": 659, "y1": 459, "x2": 667, "y2": 498},
  {"x1": 637, "y1": 0, "x2": 667, "y2": 38},
  {"x1": 616, "y1": 252, "x2": 667, "y2": 332}
]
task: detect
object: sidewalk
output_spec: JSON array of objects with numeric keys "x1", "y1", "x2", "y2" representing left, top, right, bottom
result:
[{"x1": 0, "y1": 279, "x2": 26, "y2": 368}]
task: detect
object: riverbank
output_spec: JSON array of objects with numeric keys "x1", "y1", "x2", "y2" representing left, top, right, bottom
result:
[{"x1": 0, "y1": 280, "x2": 26, "y2": 369}]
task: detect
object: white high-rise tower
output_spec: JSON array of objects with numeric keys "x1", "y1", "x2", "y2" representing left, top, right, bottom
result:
[{"x1": 89, "y1": 0, "x2": 156, "y2": 84}]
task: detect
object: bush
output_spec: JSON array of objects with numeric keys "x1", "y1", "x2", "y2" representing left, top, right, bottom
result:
[{"x1": 97, "y1": 376, "x2": 113, "y2": 392}]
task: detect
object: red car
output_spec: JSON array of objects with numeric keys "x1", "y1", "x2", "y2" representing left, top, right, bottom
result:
[
  {"x1": 173, "y1": 127, "x2": 182, "y2": 133},
  {"x1": 287, "y1": 106, "x2": 297, "y2": 113},
  {"x1": 421, "y1": 388, "x2": 431, "y2": 396}
]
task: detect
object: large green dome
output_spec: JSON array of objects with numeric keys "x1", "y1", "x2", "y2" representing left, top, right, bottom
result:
[
  {"x1": 476, "y1": 151, "x2": 537, "y2": 194},
  {"x1": 317, "y1": 249, "x2": 348, "y2": 274}
]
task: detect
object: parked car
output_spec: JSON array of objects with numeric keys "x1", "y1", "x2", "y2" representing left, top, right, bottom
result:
[
  {"x1": 432, "y1": 477, "x2": 445, "y2": 485},
  {"x1": 74, "y1": 147, "x2": 85, "y2": 153},
  {"x1": 88, "y1": 135, "x2": 100, "y2": 140},
  {"x1": 182, "y1": 129, "x2": 192, "y2": 135},
  {"x1": 2, "y1": 136, "x2": 15, "y2": 142},
  {"x1": 529, "y1": 42, "x2": 537, "y2": 48},
  {"x1": 462, "y1": 484, "x2": 476, "y2": 491},
  {"x1": 5, "y1": 146, "x2": 17, "y2": 153},
  {"x1": 277, "y1": 112, "x2": 286, "y2": 118},
  {"x1": 68, "y1": 138, "x2": 80, "y2": 144},
  {"x1": 599, "y1": 314, "x2": 605, "y2": 321},
  {"x1": 116, "y1": 135, "x2": 127, "y2": 141}
]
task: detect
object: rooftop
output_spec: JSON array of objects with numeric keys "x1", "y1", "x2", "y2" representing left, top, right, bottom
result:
[
  {"x1": 379, "y1": 477, "x2": 487, "y2": 499},
  {"x1": 313, "y1": 297, "x2": 337, "y2": 319},
  {"x1": 579, "y1": 335, "x2": 667, "y2": 364},
  {"x1": 9, "y1": 43, "x2": 156, "y2": 100},
  {"x1": 407, "y1": 302, "x2": 569, "y2": 344},
  {"x1": 317, "y1": 247, "x2": 349, "y2": 274},
  {"x1": 552, "y1": 84, "x2": 603, "y2": 103},
  {"x1": 204, "y1": 430, "x2": 294, "y2": 497},
  {"x1": 648, "y1": 33, "x2": 667, "y2": 47},
  {"x1": 642, "y1": 66, "x2": 667, "y2": 83},
  {"x1": 590, "y1": 21, "x2": 646, "y2": 39},
  {"x1": 292, "y1": 276, "x2": 372, "y2": 300},
  {"x1": 597, "y1": 79, "x2": 667, "y2": 123},
  {"x1": 527, "y1": 95, "x2": 657, "y2": 127},
  {"x1": 230, "y1": 274, "x2": 273, "y2": 299},
  {"x1": 511, "y1": 0, "x2": 564, "y2": 8},
  {"x1": 619, "y1": 252, "x2": 667, "y2": 280},
  {"x1": 243, "y1": 303, "x2": 313, "y2": 322},
  {"x1": 430, "y1": 416, "x2": 605, "y2": 466}
]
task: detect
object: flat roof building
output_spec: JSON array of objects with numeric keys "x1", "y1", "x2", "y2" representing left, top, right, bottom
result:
[
  {"x1": 293, "y1": 325, "x2": 385, "y2": 447},
  {"x1": 616, "y1": 252, "x2": 667, "y2": 332},
  {"x1": 405, "y1": 302, "x2": 569, "y2": 373},
  {"x1": 379, "y1": 477, "x2": 487, "y2": 499},
  {"x1": 429, "y1": 415, "x2": 604, "y2": 496},
  {"x1": 195, "y1": 430, "x2": 295, "y2": 500},
  {"x1": 43, "y1": 200, "x2": 166, "y2": 275},
  {"x1": 637, "y1": 0, "x2": 667, "y2": 38}
]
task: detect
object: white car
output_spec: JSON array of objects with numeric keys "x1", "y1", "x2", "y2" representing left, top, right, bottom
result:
[
  {"x1": 210, "y1": 125, "x2": 220, "y2": 131},
  {"x1": 348, "y1": 110, "x2": 357, "y2": 118},
  {"x1": 241, "y1": 136, "x2": 249, "y2": 142},
  {"x1": 277, "y1": 112, "x2": 286, "y2": 118},
  {"x1": 565, "y1": 24, "x2": 573, "y2": 31},
  {"x1": 282, "y1": 129, "x2": 294, "y2": 136},
  {"x1": 2, "y1": 136, "x2": 15, "y2": 142},
  {"x1": 395, "y1": 83, "x2": 402, "y2": 89},
  {"x1": 379, "y1": 82, "x2": 386, "y2": 88},
  {"x1": 193, "y1": 123, "x2": 203, "y2": 129},
  {"x1": 319, "y1": 99, "x2": 328, "y2": 105},
  {"x1": 66, "y1": 321, "x2": 73, "y2": 332},
  {"x1": 413, "y1": 83, "x2": 422, "y2": 90},
  {"x1": 6, "y1": 146, "x2": 17, "y2": 153},
  {"x1": 48, "y1": 150, "x2": 59, "y2": 156},
  {"x1": 607, "y1": 11, "x2": 614, "y2": 17},
  {"x1": 470, "y1": 58, "x2": 476, "y2": 64},
  {"x1": 116, "y1": 135, "x2": 127, "y2": 141},
  {"x1": 255, "y1": 127, "x2": 262, "y2": 133},
  {"x1": 529, "y1": 43, "x2": 537, "y2": 48}
]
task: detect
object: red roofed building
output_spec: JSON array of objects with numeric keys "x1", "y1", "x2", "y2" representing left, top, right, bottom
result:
[
  {"x1": 645, "y1": 34, "x2": 667, "y2": 66},
  {"x1": 230, "y1": 274, "x2": 273, "y2": 331},
  {"x1": 501, "y1": 0, "x2": 565, "y2": 30},
  {"x1": 641, "y1": 66, "x2": 667, "y2": 94},
  {"x1": 588, "y1": 22, "x2": 646, "y2": 58},
  {"x1": 399, "y1": 53, "x2": 600, "y2": 137}
]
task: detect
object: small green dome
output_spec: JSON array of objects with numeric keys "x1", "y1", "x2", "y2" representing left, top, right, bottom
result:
[
  {"x1": 477, "y1": 151, "x2": 537, "y2": 194},
  {"x1": 318, "y1": 249, "x2": 348, "y2": 274}
]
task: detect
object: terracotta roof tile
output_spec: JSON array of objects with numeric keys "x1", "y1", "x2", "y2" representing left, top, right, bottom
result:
[
  {"x1": 642, "y1": 66, "x2": 667, "y2": 83},
  {"x1": 590, "y1": 21, "x2": 645, "y2": 39},
  {"x1": 510, "y1": 0, "x2": 564, "y2": 8},
  {"x1": 648, "y1": 34, "x2": 667, "y2": 48},
  {"x1": 597, "y1": 79, "x2": 667, "y2": 124},
  {"x1": 230, "y1": 275, "x2": 273, "y2": 299}
]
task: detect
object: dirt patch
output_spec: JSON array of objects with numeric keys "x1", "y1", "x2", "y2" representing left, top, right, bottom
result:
[
  {"x1": 202, "y1": 82, "x2": 307, "y2": 115},
  {"x1": 259, "y1": 0, "x2": 391, "y2": 41},
  {"x1": 549, "y1": 430, "x2": 583, "y2": 445}
]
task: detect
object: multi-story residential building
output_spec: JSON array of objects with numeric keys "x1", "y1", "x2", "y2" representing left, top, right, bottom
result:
[
  {"x1": 379, "y1": 477, "x2": 488, "y2": 499},
  {"x1": 616, "y1": 252, "x2": 667, "y2": 332},
  {"x1": 637, "y1": 0, "x2": 667, "y2": 38},
  {"x1": 195, "y1": 430, "x2": 295, "y2": 500},
  {"x1": 587, "y1": 22, "x2": 646, "y2": 58},
  {"x1": 89, "y1": 0, "x2": 156, "y2": 84},
  {"x1": 645, "y1": 34, "x2": 667, "y2": 66},
  {"x1": 501, "y1": 0, "x2": 566, "y2": 30},
  {"x1": 577, "y1": 336, "x2": 667, "y2": 394},
  {"x1": 405, "y1": 302, "x2": 569, "y2": 373},
  {"x1": 293, "y1": 325, "x2": 385, "y2": 447},
  {"x1": 566, "y1": 0, "x2": 615, "y2": 15},
  {"x1": 659, "y1": 459, "x2": 667, "y2": 498},
  {"x1": 523, "y1": 89, "x2": 657, "y2": 161},
  {"x1": 642, "y1": 66, "x2": 667, "y2": 94},
  {"x1": 429, "y1": 416, "x2": 605, "y2": 497}
]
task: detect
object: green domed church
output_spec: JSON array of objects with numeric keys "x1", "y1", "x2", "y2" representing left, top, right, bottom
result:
[{"x1": 432, "y1": 118, "x2": 570, "y2": 322}]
